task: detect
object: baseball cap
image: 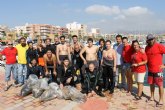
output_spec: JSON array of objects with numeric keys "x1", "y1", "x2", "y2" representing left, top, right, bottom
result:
[{"x1": 147, "y1": 34, "x2": 155, "y2": 40}]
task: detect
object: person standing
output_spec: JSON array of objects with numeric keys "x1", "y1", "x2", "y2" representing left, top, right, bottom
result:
[
  {"x1": 98, "y1": 38, "x2": 106, "y2": 67},
  {"x1": 122, "y1": 37, "x2": 133, "y2": 95},
  {"x1": 56, "y1": 36, "x2": 71, "y2": 65},
  {"x1": 102, "y1": 40, "x2": 116, "y2": 94},
  {"x1": 16, "y1": 37, "x2": 29, "y2": 86},
  {"x1": 145, "y1": 34, "x2": 165, "y2": 106},
  {"x1": 0, "y1": 41, "x2": 17, "y2": 91},
  {"x1": 131, "y1": 40, "x2": 147, "y2": 100},
  {"x1": 26, "y1": 41, "x2": 38, "y2": 64},
  {"x1": 113, "y1": 35, "x2": 125, "y2": 88}
]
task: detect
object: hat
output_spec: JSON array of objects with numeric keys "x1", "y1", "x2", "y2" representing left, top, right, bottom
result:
[{"x1": 147, "y1": 34, "x2": 155, "y2": 40}]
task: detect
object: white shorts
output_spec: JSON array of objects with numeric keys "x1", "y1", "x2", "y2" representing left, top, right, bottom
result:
[{"x1": 134, "y1": 72, "x2": 146, "y2": 83}]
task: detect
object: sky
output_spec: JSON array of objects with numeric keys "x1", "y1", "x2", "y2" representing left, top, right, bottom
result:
[{"x1": 0, "y1": 0, "x2": 165, "y2": 33}]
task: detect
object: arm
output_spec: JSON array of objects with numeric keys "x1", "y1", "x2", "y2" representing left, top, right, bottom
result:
[
  {"x1": 56, "y1": 45, "x2": 60, "y2": 64},
  {"x1": 67, "y1": 46, "x2": 71, "y2": 61},
  {"x1": 43, "y1": 54, "x2": 48, "y2": 74},
  {"x1": 53, "y1": 54, "x2": 57, "y2": 75},
  {"x1": 80, "y1": 47, "x2": 87, "y2": 64},
  {"x1": 113, "y1": 50, "x2": 117, "y2": 72}
]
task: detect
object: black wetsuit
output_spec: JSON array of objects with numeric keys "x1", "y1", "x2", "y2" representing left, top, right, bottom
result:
[
  {"x1": 27, "y1": 65, "x2": 44, "y2": 78},
  {"x1": 26, "y1": 48, "x2": 38, "y2": 64},
  {"x1": 37, "y1": 47, "x2": 46, "y2": 58},
  {"x1": 57, "y1": 65, "x2": 81, "y2": 86},
  {"x1": 84, "y1": 68, "x2": 103, "y2": 94},
  {"x1": 52, "y1": 42, "x2": 60, "y2": 55},
  {"x1": 72, "y1": 50, "x2": 84, "y2": 69},
  {"x1": 45, "y1": 44, "x2": 55, "y2": 54},
  {"x1": 102, "y1": 58, "x2": 115, "y2": 93}
]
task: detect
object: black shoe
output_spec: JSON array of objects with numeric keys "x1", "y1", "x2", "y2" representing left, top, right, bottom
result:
[
  {"x1": 97, "y1": 92, "x2": 105, "y2": 97},
  {"x1": 109, "y1": 90, "x2": 114, "y2": 94},
  {"x1": 103, "y1": 88, "x2": 109, "y2": 92}
]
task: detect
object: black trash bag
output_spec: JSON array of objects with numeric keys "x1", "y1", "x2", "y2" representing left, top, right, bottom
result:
[
  {"x1": 20, "y1": 74, "x2": 38, "y2": 96},
  {"x1": 40, "y1": 82, "x2": 58, "y2": 101},
  {"x1": 32, "y1": 78, "x2": 49, "y2": 98}
]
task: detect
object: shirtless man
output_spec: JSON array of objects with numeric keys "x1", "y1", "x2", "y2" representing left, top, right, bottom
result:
[
  {"x1": 80, "y1": 38, "x2": 99, "y2": 70},
  {"x1": 71, "y1": 35, "x2": 83, "y2": 53},
  {"x1": 43, "y1": 50, "x2": 57, "y2": 82},
  {"x1": 56, "y1": 36, "x2": 71, "y2": 65}
]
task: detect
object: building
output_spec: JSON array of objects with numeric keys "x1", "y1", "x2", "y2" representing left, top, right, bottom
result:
[
  {"x1": 66, "y1": 22, "x2": 87, "y2": 37},
  {"x1": 91, "y1": 28, "x2": 101, "y2": 37},
  {"x1": 56, "y1": 26, "x2": 68, "y2": 37}
]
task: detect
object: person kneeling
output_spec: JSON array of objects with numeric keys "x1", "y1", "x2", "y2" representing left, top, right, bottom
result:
[
  {"x1": 27, "y1": 58, "x2": 44, "y2": 79},
  {"x1": 57, "y1": 57, "x2": 81, "y2": 90},
  {"x1": 83, "y1": 63, "x2": 105, "y2": 97}
]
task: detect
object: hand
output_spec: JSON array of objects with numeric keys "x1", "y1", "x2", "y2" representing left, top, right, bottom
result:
[
  {"x1": 66, "y1": 77, "x2": 72, "y2": 84},
  {"x1": 45, "y1": 71, "x2": 49, "y2": 75},
  {"x1": 60, "y1": 83, "x2": 63, "y2": 89},
  {"x1": 39, "y1": 76, "x2": 43, "y2": 79},
  {"x1": 91, "y1": 90, "x2": 96, "y2": 95},
  {"x1": 132, "y1": 63, "x2": 138, "y2": 67},
  {"x1": 84, "y1": 60, "x2": 87, "y2": 65},
  {"x1": 113, "y1": 67, "x2": 116, "y2": 72},
  {"x1": 58, "y1": 61, "x2": 61, "y2": 65},
  {"x1": 160, "y1": 65, "x2": 165, "y2": 69},
  {"x1": 53, "y1": 71, "x2": 57, "y2": 76},
  {"x1": 29, "y1": 63, "x2": 32, "y2": 67}
]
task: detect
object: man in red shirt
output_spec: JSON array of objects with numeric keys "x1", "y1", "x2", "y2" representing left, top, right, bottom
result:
[
  {"x1": 145, "y1": 34, "x2": 165, "y2": 106},
  {"x1": 0, "y1": 41, "x2": 17, "y2": 91},
  {"x1": 122, "y1": 37, "x2": 133, "y2": 94}
]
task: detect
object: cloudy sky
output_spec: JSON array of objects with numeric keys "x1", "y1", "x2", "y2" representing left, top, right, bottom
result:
[{"x1": 0, "y1": 0, "x2": 165, "y2": 33}]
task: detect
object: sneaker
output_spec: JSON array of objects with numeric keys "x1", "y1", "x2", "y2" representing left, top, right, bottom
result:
[{"x1": 17, "y1": 83, "x2": 23, "y2": 87}]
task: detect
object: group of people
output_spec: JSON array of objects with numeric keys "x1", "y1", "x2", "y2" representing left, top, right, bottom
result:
[{"x1": 0, "y1": 34, "x2": 164, "y2": 106}]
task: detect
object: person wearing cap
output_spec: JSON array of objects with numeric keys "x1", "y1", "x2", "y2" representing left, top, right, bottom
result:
[
  {"x1": 0, "y1": 41, "x2": 17, "y2": 91},
  {"x1": 145, "y1": 34, "x2": 165, "y2": 106}
]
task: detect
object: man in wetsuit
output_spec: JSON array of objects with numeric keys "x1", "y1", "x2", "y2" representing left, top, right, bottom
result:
[
  {"x1": 83, "y1": 63, "x2": 105, "y2": 97},
  {"x1": 45, "y1": 38, "x2": 55, "y2": 54},
  {"x1": 27, "y1": 58, "x2": 44, "y2": 78},
  {"x1": 57, "y1": 57, "x2": 81, "y2": 90},
  {"x1": 56, "y1": 36, "x2": 71, "y2": 65},
  {"x1": 43, "y1": 50, "x2": 57, "y2": 82}
]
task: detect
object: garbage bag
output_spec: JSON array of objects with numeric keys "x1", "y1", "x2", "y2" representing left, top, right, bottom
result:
[
  {"x1": 62, "y1": 86, "x2": 71, "y2": 100},
  {"x1": 40, "y1": 82, "x2": 58, "y2": 101},
  {"x1": 62, "y1": 86, "x2": 86, "y2": 103},
  {"x1": 20, "y1": 74, "x2": 38, "y2": 96},
  {"x1": 32, "y1": 78, "x2": 49, "y2": 98},
  {"x1": 69, "y1": 87, "x2": 86, "y2": 103}
]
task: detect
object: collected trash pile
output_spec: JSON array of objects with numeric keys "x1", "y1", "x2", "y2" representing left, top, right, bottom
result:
[{"x1": 20, "y1": 74, "x2": 86, "y2": 103}]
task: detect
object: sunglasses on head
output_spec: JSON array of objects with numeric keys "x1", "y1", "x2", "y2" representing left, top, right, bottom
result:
[{"x1": 8, "y1": 44, "x2": 13, "y2": 45}]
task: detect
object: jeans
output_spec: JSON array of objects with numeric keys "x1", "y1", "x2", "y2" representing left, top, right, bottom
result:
[
  {"x1": 17, "y1": 64, "x2": 27, "y2": 84},
  {"x1": 5, "y1": 64, "x2": 17, "y2": 82},
  {"x1": 115, "y1": 65, "x2": 126, "y2": 87}
]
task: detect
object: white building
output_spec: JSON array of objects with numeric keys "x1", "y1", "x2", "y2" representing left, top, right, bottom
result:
[
  {"x1": 91, "y1": 28, "x2": 101, "y2": 37},
  {"x1": 66, "y1": 22, "x2": 87, "y2": 37},
  {"x1": 14, "y1": 23, "x2": 29, "y2": 36}
]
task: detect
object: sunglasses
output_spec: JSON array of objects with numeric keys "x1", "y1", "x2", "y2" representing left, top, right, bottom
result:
[
  {"x1": 147, "y1": 38, "x2": 154, "y2": 41},
  {"x1": 8, "y1": 44, "x2": 13, "y2": 45}
]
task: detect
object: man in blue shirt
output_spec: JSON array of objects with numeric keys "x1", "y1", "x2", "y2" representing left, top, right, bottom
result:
[{"x1": 113, "y1": 35, "x2": 125, "y2": 89}]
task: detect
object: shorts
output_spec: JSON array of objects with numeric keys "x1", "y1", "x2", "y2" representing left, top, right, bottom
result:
[
  {"x1": 122, "y1": 63, "x2": 131, "y2": 70},
  {"x1": 134, "y1": 72, "x2": 146, "y2": 83},
  {"x1": 148, "y1": 72, "x2": 163, "y2": 87},
  {"x1": 59, "y1": 55, "x2": 68, "y2": 62},
  {"x1": 86, "y1": 60, "x2": 99, "y2": 68}
]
